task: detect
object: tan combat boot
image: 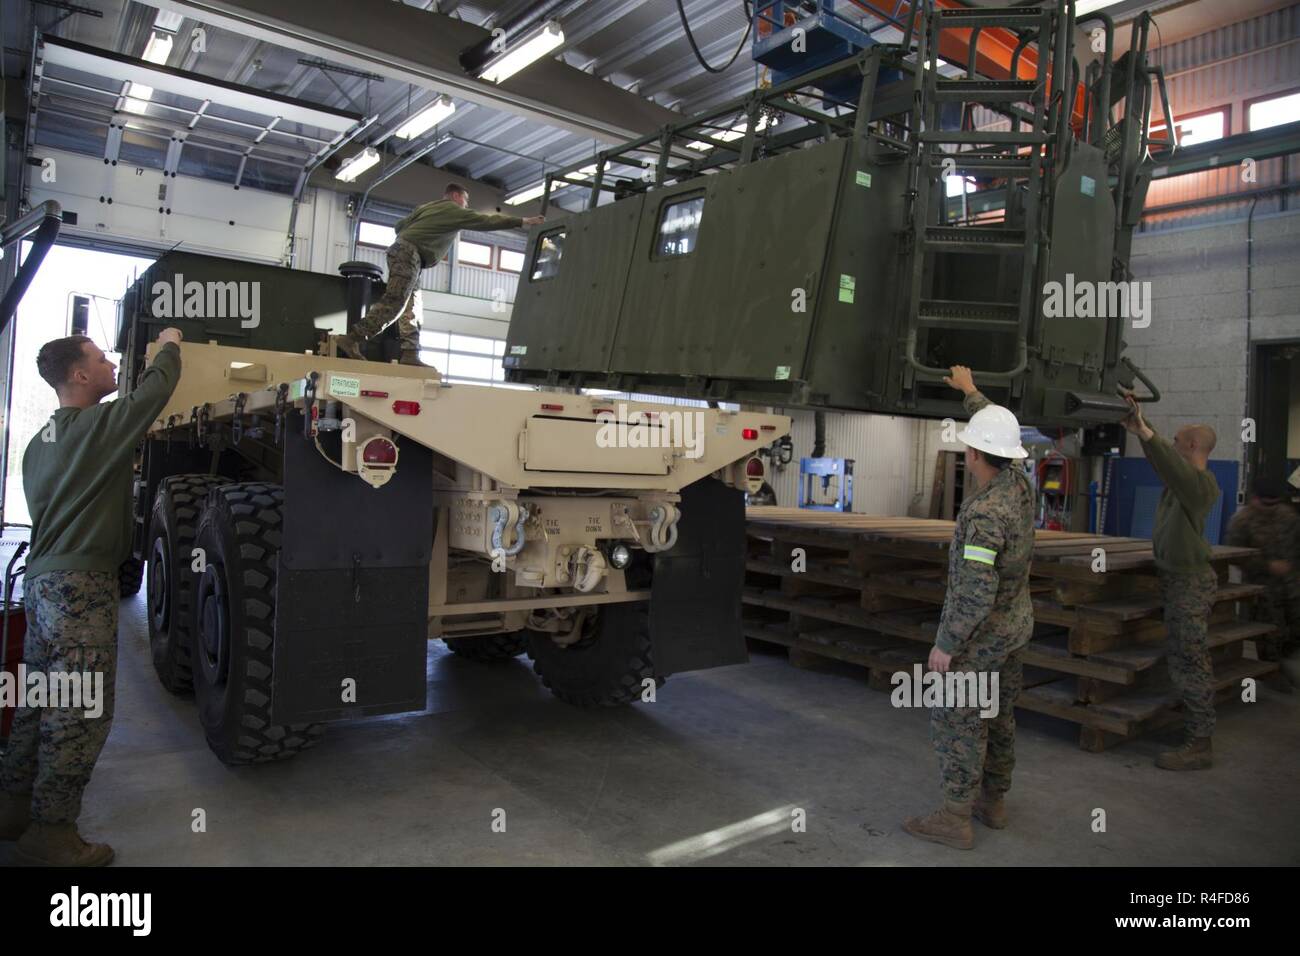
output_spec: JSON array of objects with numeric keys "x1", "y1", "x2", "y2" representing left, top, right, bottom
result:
[
  {"x1": 902, "y1": 800, "x2": 974, "y2": 850},
  {"x1": 0, "y1": 791, "x2": 32, "y2": 840},
  {"x1": 14, "y1": 822, "x2": 114, "y2": 867},
  {"x1": 333, "y1": 333, "x2": 366, "y2": 360},
  {"x1": 399, "y1": 349, "x2": 427, "y2": 367},
  {"x1": 972, "y1": 789, "x2": 1008, "y2": 829},
  {"x1": 1155, "y1": 736, "x2": 1213, "y2": 771}
]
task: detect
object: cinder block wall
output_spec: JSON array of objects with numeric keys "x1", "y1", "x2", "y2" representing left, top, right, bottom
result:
[{"x1": 1122, "y1": 207, "x2": 1300, "y2": 493}]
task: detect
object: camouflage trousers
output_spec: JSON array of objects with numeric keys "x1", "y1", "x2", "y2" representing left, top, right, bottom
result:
[
  {"x1": 0, "y1": 571, "x2": 118, "y2": 824},
  {"x1": 352, "y1": 237, "x2": 423, "y2": 351},
  {"x1": 1249, "y1": 573, "x2": 1300, "y2": 660},
  {"x1": 1160, "y1": 567, "x2": 1218, "y2": 738},
  {"x1": 930, "y1": 644, "x2": 1025, "y2": 804}
]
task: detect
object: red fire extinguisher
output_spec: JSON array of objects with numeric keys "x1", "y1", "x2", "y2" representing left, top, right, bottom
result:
[{"x1": 1, "y1": 538, "x2": 29, "y2": 741}]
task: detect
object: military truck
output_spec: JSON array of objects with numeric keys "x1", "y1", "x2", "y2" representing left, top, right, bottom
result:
[
  {"x1": 117, "y1": 251, "x2": 786, "y2": 765},
  {"x1": 116, "y1": 0, "x2": 1168, "y2": 767}
]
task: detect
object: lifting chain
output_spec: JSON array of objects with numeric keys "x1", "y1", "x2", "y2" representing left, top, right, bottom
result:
[
  {"x1": 231, "y1": 393, "x2": 247, "y2": 443},
  {"x1": 302, "y1": 372, "x2": 319, "y2": 440},
  {"x1": 273, "y1": 383, "x2": 290, "y2": 445}
]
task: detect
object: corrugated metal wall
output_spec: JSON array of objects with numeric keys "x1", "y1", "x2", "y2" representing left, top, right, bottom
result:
[
  {"x1": 1143, "y1": 2, "x2": 1300, "y2": 229},
  {"x1": 766, "y1": 409, "x2": 927, "y2": 516}
]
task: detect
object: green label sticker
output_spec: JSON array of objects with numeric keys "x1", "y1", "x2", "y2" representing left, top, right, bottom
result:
[
  {"x1": 509, "y1": 344, "x2": 527, "y2": 356},
  {"x1": 775, "y1": 366, "x2": 791, "y2": 381},
  {"x1": 330, "y1": 375, "x2": 361, "y2": 398},
  {"x1": 855, "y1": 171, "x2": 872, "y2": 188},
  {"x1": 1080, "y1": 174, "x2": 1096, "y2": 197},
  {"x1": 288, "y1": 380, "x2": 305, "y2": 401},
  {"x1": 838, "y1": 273, "x2": 856, "y2": 303}
]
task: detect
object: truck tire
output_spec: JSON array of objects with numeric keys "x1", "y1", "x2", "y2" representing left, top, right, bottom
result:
[
  {"x1": 191, "y1": 483, "x2": 324, "y2": 765},
  {"x1": 118, "y1": 556, "x2": 145, "y2": 597},
  {"x1": 526, "y1": 602, "x2": 661, "y2": 707},
  {"x1": 146, "y1": 474, "x2": 227, "y2": 694},
  {"x1": 443, "y1": 633, "x2": 528, "y2": 662}
]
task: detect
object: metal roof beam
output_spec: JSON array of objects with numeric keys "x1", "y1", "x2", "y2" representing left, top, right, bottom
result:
[{"x1": 150, "y1": 0, "x2": 682, "y2": 143}]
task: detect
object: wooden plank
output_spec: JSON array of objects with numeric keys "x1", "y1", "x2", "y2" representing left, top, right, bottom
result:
[{"x1": 1087, "y1": 621, "x2": 1277, "y2": 672}]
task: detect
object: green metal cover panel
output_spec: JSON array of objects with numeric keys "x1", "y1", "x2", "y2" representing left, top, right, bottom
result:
[
  {"x1": 802, "y1": 150, "x2": 910, "y2": 407},
  {"x1": 1038, "y1": 144, "x2": 1116, "y2": 377},
  {"x1": 506, "y1": 195, "x2": 645, "y2": 372},
  {"x1": 607, "y1": 141, "x2": 847, "y2": 380}
]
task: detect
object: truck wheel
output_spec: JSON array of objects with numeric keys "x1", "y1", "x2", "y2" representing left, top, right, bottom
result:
[
  {"x1": 118, "y1": 556, "x2": 145, "y2": 597},
  {"x1": 146, "y1": 474, "x2": 227, "y2": 694},
  {"x1": 191, "y1": 483, "x2": 324, "y2": 765},
  {"x1": 443, "y1": 633, "x2": 528, "y2": 662},
  {"x1": 526, "y1": 602, "x2": 661, "y2": 707}
]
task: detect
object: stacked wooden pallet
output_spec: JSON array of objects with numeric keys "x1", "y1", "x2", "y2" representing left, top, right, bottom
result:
[{"x1": 743, "y1": 507, "x2": 1280, "y2": 751}]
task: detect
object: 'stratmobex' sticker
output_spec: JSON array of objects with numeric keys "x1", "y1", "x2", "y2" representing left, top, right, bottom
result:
[{"x1": 330, "y1": 375, "x2": 361, "y2": 398}]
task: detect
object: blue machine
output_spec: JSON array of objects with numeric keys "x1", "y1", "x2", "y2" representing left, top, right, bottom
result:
[
  {"x1": 752, "y1": 1, "x2": 958, "y2": 115},
  {"x1": 799, "y1": 457, "x2": 855, "y2": 512}
]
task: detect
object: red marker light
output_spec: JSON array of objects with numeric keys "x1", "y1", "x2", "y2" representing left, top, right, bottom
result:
[
  {"x1": 742, "y1": 427, "x2": 759, "y2": 440},
  {"x1": 541, "y1": 403, "x2": 564, "y2": 411},
  {"x1": 761, "y1": 424, "x2": 776, "y2": 431},
  {"x1": 392, "y1": 400, "x2": 421, "y2": 415},
  {"x1": 745, "y1": 457, "x2": 765, "y2": 478},
  {"x1": 360, "y1": 389, "x2": 389, "y2": 398},
  {"x1": 362, "y1": 437, "x2": 398, "y2": 464}
]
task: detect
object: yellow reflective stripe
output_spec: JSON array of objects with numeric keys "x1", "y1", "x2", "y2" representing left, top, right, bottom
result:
[{"x1": 963, "y1": 545, "x2": 997, "y2": 565}]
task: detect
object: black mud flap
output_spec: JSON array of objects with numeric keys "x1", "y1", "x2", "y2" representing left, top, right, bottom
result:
[
  {"x1": 271, "y1": 416, "x2": 434, "y2": 724},
  {"x1": 649, "y1": 477, "x2": 748, "y2": 676}
]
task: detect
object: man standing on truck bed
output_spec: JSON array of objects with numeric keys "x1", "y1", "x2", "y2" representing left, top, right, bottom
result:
[
  {"x1": 902, "y1": 365, "x2": 1035, "y2": 851},
  {"x1": 337, "y1": 183, "x2": 545, "y2": 365},
  {"x1": 1122, "y1": 395, "x2": 1221, "y2": 770},
  {"x1": 0, "y1": 327, "x2": 183, "y2": 866}
]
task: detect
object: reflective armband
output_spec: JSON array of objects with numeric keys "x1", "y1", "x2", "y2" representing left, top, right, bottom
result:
[{"x1": 963, "y1": 545, "x2": 997, "y2": 565}]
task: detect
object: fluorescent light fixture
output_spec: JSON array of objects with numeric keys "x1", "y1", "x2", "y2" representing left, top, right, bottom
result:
[
  {"x1": 335, "y1": 147, "x2": 381, "y2": 182},
  {"x1": 394, "y1": 94, "x2": 456, "y2": 139},
  {"x1": 479, "y1": 20, "x2": 565, "y2": 84},
  {"x1": 566, "y1": 163, "x2": 599, "y2": 181},
  {"x1": 142, "y1": 31, "x2": 173, "y2": 65},
  {"x1": 688, "y1": 114, "x2": 776, "y2": 151},
  {"x1": 123, "y1": 82, "x2": 153, "y2": 114},
  {"x1": 1074, "y1": 0, "x2": 1126, "y2": 14},
  {"x1": 504, "y1": 181, "x2": 548, "y2": 205},
  {"x1": 154, "y1": 9, "x2": 185, "y2": 32}
]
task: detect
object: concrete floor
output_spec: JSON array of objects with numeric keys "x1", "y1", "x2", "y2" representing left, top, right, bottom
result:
[{"x1": 5, "y1": 592, "x2": 1299, "y2": 866}]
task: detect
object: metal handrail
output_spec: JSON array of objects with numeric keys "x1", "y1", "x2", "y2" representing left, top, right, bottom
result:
[
  {"x1": 904, "y1": 330, "x2": 1029, "y2": 382},
  {"x1": 0, "y1": 200, "x2": 63, "y2": 339}
]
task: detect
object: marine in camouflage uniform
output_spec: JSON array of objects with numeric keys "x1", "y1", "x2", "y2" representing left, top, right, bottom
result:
[
  {"x1": 0, "y1": 331, "x2": 181, "y2": 865},
  {"x1": 903, "y1": 369, "x2": 1036, "y2": 849},
  {"x1": 345, "y1": 186, "x2": 527, "y2": 362},
  {"x1": 1225, "y1": 480, "x2": 1300, "y2": 662},
  {"x1": 1128, "y1": 400, "x2": 1221, "y2": 769},
  {"x1": 351, "y1": 236, "x2": 424, "y2": 355},
  {"x1": 1, "y1": 572, "x2": 118, "y2": 824},
  {"x1": 931, "y1": 392, "x2": 1036, "y2": 799}
]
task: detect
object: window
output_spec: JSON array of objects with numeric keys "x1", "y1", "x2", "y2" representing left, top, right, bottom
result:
[
  {"x1": 417, "y1": 330, "x2": 507, "y2": 384},
  {"x1": 458, "y1": 239, "x2": 493, "y2": 267},
  {"x1": 530, "y1": 229, "x2": 565, "y2": 281},
  {"x1": 945, "y1": 175, "x2": 975, "y2": 197},
  {"x1": 358, "y1": 221, "x2": 396, "y2": 248},
  {"x1": 1149, "y1": 107, "x2": 1227, "y2": 148},
  {"x1": 1248, "y1": 90, "x2": 1300, "y2": 132},
  {"x1": 654, "y1": 193, "x2": 704, "y2": 258},
  {"x1": 498, "y1": 248, "x2": 525, "y2": 273}
]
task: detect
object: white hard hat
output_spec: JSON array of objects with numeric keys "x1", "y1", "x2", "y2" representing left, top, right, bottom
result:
[{"x1": 957, "y1": 404, "x2": 1029, "y2": 459}]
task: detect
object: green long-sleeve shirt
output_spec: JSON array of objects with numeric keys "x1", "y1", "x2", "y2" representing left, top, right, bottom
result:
[
  {"x1": 1139, "y1": 427, "x2": 1220, "y2": 573},
  {"x1": 23, "y1": 343, "x2": 182, "y2": 579},
  {"x1": 395, "y1": 199, "x2": 524, "y2": 268}
]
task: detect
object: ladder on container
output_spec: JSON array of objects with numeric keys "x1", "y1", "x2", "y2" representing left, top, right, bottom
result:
[{"x1": 900, "y1": 1, "x2": 1067, "y2": 396}]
